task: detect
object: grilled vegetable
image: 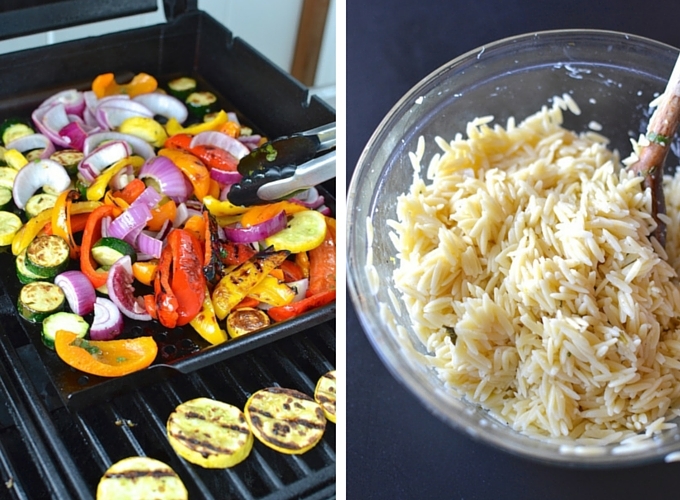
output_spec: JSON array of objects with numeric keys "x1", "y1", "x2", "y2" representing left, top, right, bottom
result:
[
  {"x1": 0, "y1": 187, "x2": 11, "y2": 210},
  {"x1": 185, "y1": 91, "x2": 217, "y2": 118},
  {"x1": 314, "y1": 370, "x2": 337, "y2": 424},
  {"x1": 42, "y1": 311, "x2": 88, "y2": 350},
  {"x1": 50, "y1": 149, "x2": 84, "y2": 176},
  {"x1": 244, "y1": 387, "x2": 326, "y2": 455},
  {"x1": 25, "y1": 234, "x2": 70, "y2": 279},
  {"x1": 16, "y1": 250, "x2": 45, "y2": 284},
  {"x1": 264, "y1": 210, "x2": 327, "y2": 253},
  {"x1": 54, "y1": 329, "x2": 157, "y2": 377},
  {"x1": 0, "y1": 211, "x2": 23, "y2": 246},
  {"x1": 0, "y1": 119, "x2": 33, "y2": 146},
  {"x1": 25, "y1": 193, "x2": 58, "y2": 219},
  {"x1": 17, "y1": 281, "x2": 65, "y2": 322},
  {"x1": 226, "y1": 307, "x2": 270, "y2": 338},
  {"x1": 96, "y1": 456, "x2": 187, "y2": 500},
  {"x1": 91, "y1": 237, "x2": 137, "y2": 267},
  {"x1": 211, "y1": 249, "x2": 289, "y2": 320},
  {"x1": 189, "y1": 285, "x2": 228, "y2": 345},
  {"x1": 166, "y1": 397, "x2": 253, "y2": 469},
  {"x1": 119, "y1": 116, "x2": 168, "y2": 148},
  {"x1": 167, "y1": 76, "x2": 197, "y2": 101}
]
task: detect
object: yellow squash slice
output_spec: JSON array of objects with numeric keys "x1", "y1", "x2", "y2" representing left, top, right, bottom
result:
[
  {"x1": 96, "y1": 456, "x2": 187, "y2": 500},
  {"x1": 166, "y1": 397, "x2": 253, "y2": 468},
  {"x1": 314, "y1": 370, "x2": 336, "y2": 423},
  {"x1": 244, "y1": 387, "x2": 326, "y2": 454}
]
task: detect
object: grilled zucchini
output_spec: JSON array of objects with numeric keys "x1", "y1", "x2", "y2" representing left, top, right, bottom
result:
[
  {"x1": 96, "y1": 456, "x2": 187, "y2": 500},
  {"x1": 25, "y1": 193, "x2": 58, "y2": 219},
  {"x1": 226, "y1": 307, "x2": 270, "y2": 338},
  {"x1": 17, "y1": 281, "x2": 65, "y2": 322},
  {"x1": 25, "y1": 234, "x2": 70, "y2": 279},
  {"x1": 166, "y1": 397, "x2": 253, "y2": 469},
  {"x1": 314, "y1": 370, "x2": 337, "y2": 424},
  {"x1": 244, "y1": 387, "x2": 326, "y2": 455}
]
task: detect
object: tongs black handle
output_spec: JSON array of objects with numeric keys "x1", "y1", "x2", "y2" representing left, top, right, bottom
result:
[{"x1": 228, "y1": 122, "x2": 336, "y2": 206}]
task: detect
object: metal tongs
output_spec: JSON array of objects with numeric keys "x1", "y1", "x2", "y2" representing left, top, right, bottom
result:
[{"x1": 227, "y1": 122, "x2": 336, "y2": 206}]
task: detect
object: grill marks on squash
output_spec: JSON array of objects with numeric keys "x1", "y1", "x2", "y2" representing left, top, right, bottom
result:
[
  {"x1": 244, "y1": 387, "x2": 326, "y2": 454},
  {"x1": 166, "y1": 398, "x2": 253, "y2": 468}
]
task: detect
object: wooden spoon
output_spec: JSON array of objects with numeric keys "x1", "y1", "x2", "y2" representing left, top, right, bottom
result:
[{"x1": 629, "y1": 52, "x2": 680, "y2": 247}]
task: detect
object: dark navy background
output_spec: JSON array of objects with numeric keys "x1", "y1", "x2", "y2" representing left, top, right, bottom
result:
[{"x1": 346, "y1": 1, "x2": 680, "y2": 498}]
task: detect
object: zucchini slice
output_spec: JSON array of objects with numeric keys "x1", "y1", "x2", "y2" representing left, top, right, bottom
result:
[
  {"x1": 0, "y1": 166, "x2": 17, "y2": 190},
  {"x1": 16, "y1": 250, "x2": 45, "y2": 284},
  {"x1": 25, "y1": 235, "x2": 70, "y2": 279},
  {"x1": 0, "y1": 211, "x2": 22, "y2": 247},
  {"x1": 18, "y1": 281, "x2": 65, "y2": 323},
  {"x1": 0, "y1": 119, "x2": 34, "y2": 146},
  {"x1": 42, "y1": 311, "x2": 89, "y2": 350},
  {"x1": 91, "y1": 237, "x2": 137, "y2": 267},
  {"x1": 185, "y1": 91, "x2": 217, "y2": 118},
  {"x1": 167, "y1": 76, "x2": 197, "y2": 101},
  {"x1": 226, "y1": 307, "x2": 270, "y2": 338},
  {"x1": 25, "y1": 193, "x2": 58, "y2": 218},
  {"x1": 0, "y1": 187, "x2": 12, "y2": 210},
  {"x1": 50, "y1": 149, "x2": 84, "y2": 176},
  {"x1": 24, "y1": 149, "x2": 45, "y2": 162}
]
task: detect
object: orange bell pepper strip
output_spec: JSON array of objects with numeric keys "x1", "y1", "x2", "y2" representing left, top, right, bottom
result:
[
  {"x1": 12, "y1": 201, "x2": 102, "y2": 256},
  {"x1": 217, "y1": 121, "x2": 240, "y2": 138},
  {"x1": 54, "y1": 330, "x2": 157, "y2": 377},
  {"x1": 80, "y1": 205, "x2": 115, "y2": 289},
  {"x1": 208, "y1": 179, "x2": 221, "y2": 199},
  {"x1": 132, "y1": 260, "x2": 158, "y2": 286},
  {"x1": 147, "y1": 200, "x2": 176, "y2": 232},
  {"x1": 234, "y1": 296, "x2": 259, "y2": 310},
  {"x1": 51, "y1": 189, "x2": 81, "y2": 258},
  {"x1": 111, "y1": 178, "x2": 146, "y2": 205},
  {"x1": 42, "y1": 213, "x2": 90, "y2": 236},
  {"x1": 267, "y1": 289, "x2": 336, "y2": 322},
  {"x1": 158, "y1": 148, "x2": 210, "y2": 201},
  {"x1": 307, "y1": 217, "x2": 336, "y2": 297},
  {"x1": 92, "y1": 72, "x2": 158, "y2": 98},
  {"x1": 295, "y1": 251, "x2": 310, "y2": 279},
  {"x1": 240, "y1": 201, "x2": 307, "y2": 228},
  {"x1": 182, "y1": 214, "x2": 205, "y2": 242},
  {"x1": 168, "y1": 229, "x2": 205, "y2": 326}
]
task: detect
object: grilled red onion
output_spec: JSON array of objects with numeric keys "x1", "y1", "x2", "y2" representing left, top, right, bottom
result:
[
  {"x1": 210, "y1": 167, "x2": 242, "y2": 185},
  {"x1": 138, "y1": 156, "x2": 189, "y2": 202},
  {"x1": 238, "y1": 134, "x2": 262, "y2": 151},
  {"x1": 78, "y1": 140, "x2": 131, "y2": 180},
  {"x1": 190, "y1": 131, "x2": 250, "y2": 159},
  {"x1": 58, "y1": 121, "x2": 89, "y2": 151},
  {"x1": 5, "y1": 133, "x2": 55, "y2": 159},
  {"x1": 224, "y1": 210, "x2": 287, "y2": 243},
  {"x1": 136, "y1": 232, "x2": 163, "y2": 259},
  {"x1": 39, "y1": 89, "x2": 86, "y2": 117},
  {"x1": 13, "y1": 159, "x2": 70, "y2": 209},
  {"x1": 83, "y1": 131, "x2": 155, "y2": 160},
  {"x1": 54, "y1": 270, "x2": 96, "y2": 316},
  {"x1": 108, "y1": 204, "x2": 152, "y2": 244},
  {"x1": 290, "y1": 187, "x2": 325, "y2": 209},
  {"x1": 32, "y1": 103, "x2": 72, "y2": 148},
  {"x1": 107, "y1": 256, "x2": 152, "y2": 321},
  {"x1": 90, "y1": 297, "x2": 124, "y2": 340},
  {"x1": 95, "y1": 100, "x2": 153, "y2": 130}
]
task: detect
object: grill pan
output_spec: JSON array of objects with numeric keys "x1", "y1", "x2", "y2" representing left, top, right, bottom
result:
[
  {"x1": 0, "y1": 3, "x2": 335, "y2": 410},
  {"x1": 0, "y1": 1, "x2": 336, "y2": 498}
]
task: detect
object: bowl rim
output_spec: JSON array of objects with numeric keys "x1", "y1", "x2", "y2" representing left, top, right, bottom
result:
[{"x1": 347, "y1": 28, "x2": 680, "y2": 467}]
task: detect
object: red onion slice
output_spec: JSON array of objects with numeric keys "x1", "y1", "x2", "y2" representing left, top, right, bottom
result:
[
  {"x1": 223, "y1": 210, "x2": 287, "y2": 243},
  {"x1": 108, "y1": 204, "x2": 152, "y2": 243},
  {"x1": 83, "y1": 132, "x2": 155, "y2": 160},
  {"x1": 91, "y1": 297, "x2": 124, "y2": 340},
  {"x1": 138, "y1": 156, "x2": 190, "y2": 202},
  {"x1": 133, "y1": 93, "x2": 188, "y2": 124},
  {"x1": 39, "y1": 89, "x2": 86, "y2": 117},
  {"x1": 210, "y1": 168, "x2": 242, "y2": 185},
  {"x1": 190, "y1": 131, "x2": 250, "y2": 160},
  {"x1": 290, "y1": 187, "x2": 325, "y2": 209},
  {"x1": 54, "y1": 270, "x2": 96, "y2": 316},
  {"x1": 95, "y1": 101, "x2": 153, "y2": 130},
  {"x1": 13, "y1": 159, "x2": 71, "y2": 209},
  {"x1": 32, "y1": 103, "x2": 72, "y2": 148},
  {"x1": 5, "y1": 133, "x2": 55, "y2": 159},
  {"x1": 136, "y1": 232, "x2": 163, "y2": 259},
  {"x1": 58, "y1": 121, "x2": 89, "y2": 151},
  {"x1": 79, "y1": 140, "x2": 131, "y2": 178},
  {"x1": 238, "y1": 134, "x2": 263, "y2": 151},
  {"x1": 107, "y1": 256, "x2": 152, "y2": 321},
  {"x1": 129, "y1": 186, "x2": 162, "y2": 211}
]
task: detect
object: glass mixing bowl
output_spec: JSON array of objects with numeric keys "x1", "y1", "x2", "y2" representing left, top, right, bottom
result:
[{"x1": 347, "y1": 29, "x2": 680, "y2": 466}]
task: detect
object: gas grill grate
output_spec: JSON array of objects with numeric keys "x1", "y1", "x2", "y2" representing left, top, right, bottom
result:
[{"x1": 0, "y1": 321, "x2": 336, "y2": 499}]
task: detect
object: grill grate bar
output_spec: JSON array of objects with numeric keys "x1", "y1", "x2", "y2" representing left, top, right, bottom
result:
[{"x1": 74, "y1": 412, "x2": 112, "y2": 469}]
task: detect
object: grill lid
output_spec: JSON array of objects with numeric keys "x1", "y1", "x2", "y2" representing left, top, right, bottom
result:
[{"x1": 0, "y1": 0, "x2": 171, "y2": 41}]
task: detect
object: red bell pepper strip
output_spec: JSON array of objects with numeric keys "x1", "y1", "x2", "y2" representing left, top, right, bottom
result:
[
  {"x1": 167, "y1": 228, "x2": 205, "y2": 326},
  {"x1": 279, "y1": 259, "x2": 305, "y2": 283},
  {"x1": 154, "y1": 244, "x2": 179, "y2": 328},
  {"x1": 111, "y1": 178, "x2": 146, "y2": 205},
  {"x1": 80, "y1": 205, "x2": 115, "y2": 288},
  {"x1": 190, "y1": 145, "x2": 239, "y2": 172},
  {"x1": 164, "y1": 133, "x2": 193, "y2": 152},
  {"x1": 307, "y1": 217, "x2": 336, "y2": 296},
  {"x1": 267, "y1": 289, "x2": 336, "y2": 322}
]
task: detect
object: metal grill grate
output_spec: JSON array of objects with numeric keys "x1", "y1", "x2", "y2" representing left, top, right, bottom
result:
[{"x1": 1, "y1": 322, "x2": 336, "y2": 499}]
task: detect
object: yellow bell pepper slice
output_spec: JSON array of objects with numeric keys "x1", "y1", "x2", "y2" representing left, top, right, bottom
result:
[
  {"x1": 165, "y1": 110, "x2": 228, "y2": 136},
  {"x1": 202, "y1": 195, "x2": 249, "y2": 217},
  {"x1": 12, "y1": 201, "x2": 102, "y2": 255},
  {"x1": 86, "y1": 156, "x2": 144, "y2": 201},
  {"x1": 246, "y1": 275, "x2": 296, "y2": 307},
  {"x1": 190, "y1": 286, "x2": 228, "y2": 345}
]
